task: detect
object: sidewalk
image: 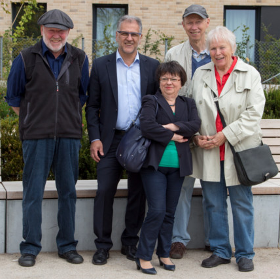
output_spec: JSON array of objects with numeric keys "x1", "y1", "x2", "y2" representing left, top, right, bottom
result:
[{"x1": 1, "y1": 248, "x2": 280, "y2": 279}]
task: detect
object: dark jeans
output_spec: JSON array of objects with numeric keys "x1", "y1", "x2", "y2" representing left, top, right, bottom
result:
[
  {"x1": 20, "y1": 138, "x2": 80, "y2": 256},
  {"x1": 136, "y1": 167, "x2": 184, "y2": 261},
  {"x1": 94, "y1": 133, "x2": 146, "y2": 250}
]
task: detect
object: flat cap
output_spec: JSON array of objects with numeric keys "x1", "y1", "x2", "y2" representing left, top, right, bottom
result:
[
  {"x1": 182, "y1": 4, "x2": 208, "y2": 19},
  {"x1": 37, "y1": 9, "x2": 74, "y2": 30}
]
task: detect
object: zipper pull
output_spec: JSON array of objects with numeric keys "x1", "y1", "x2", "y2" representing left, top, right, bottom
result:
[{"x1": 56, "y1": 81, "x2": 59, "y2": 92}]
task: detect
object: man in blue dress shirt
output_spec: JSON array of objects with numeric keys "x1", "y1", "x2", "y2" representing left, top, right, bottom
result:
[
  {"x1": 86, "y1": 15, "x2": 159, "y2": 265},
  {"x1": 5, "y1": 9, "x2": 89, "y2": 267}
]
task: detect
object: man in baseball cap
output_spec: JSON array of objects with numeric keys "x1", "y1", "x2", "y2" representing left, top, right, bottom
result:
[
  {"x1": 165, "y1": 4, "x2": 211, "y2": 259},
  {"x1": 182, "y1": 4, "x2": 209, "y2": 19},
  {"x1": 6, "y1": 9, "x2": 89, "y2": 267}
]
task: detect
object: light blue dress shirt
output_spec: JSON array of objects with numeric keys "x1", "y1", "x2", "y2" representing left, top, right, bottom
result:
[{"x1": 116, "y1": 50, "x2": 141, "y2": 130}]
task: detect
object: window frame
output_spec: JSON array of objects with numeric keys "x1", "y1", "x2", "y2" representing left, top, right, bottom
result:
[{"x1": 92, "y1": 4, "x2": 128, "y2": 41}]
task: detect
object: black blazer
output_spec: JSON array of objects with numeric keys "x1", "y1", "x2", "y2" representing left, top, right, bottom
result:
[
  {"x1": 140, "y1": 90, "x2": 201, "y2": 177},
  {"x1": 86, "y1": 52, "x2": 160, "y2": 156}
]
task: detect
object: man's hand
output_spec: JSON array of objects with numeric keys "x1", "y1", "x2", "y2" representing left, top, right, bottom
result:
[
  {"x1": 12, "y1": 107, "x2": 20, "y2": 116},
  {"x1": 90, "y1": 140, "x2": 104, "y2": 162}
]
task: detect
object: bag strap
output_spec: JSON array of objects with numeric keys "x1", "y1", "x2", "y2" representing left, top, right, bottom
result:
[
  {"x1": 211, "y1": 90, "x2": 237, "y2": 155},
  {"x1": 153, "y1": 95, "x2": 159, "y2": 115},
  {"x1": 131, "y1": 95, "x2": 159, "y2": 126}
]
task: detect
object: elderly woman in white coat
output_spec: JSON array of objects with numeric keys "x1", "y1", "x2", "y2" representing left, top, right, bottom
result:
[{"x1": 188, "y1": 26, "x2": 265, "y2": 272}]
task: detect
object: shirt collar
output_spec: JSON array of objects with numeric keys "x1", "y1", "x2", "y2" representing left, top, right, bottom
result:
[
  {"x1": 116, "y1": 49, "x2": 140, "y2": 65},
  {"x1": 41, "y1": 39, "x2": 67, "y2": 57},
  {"x1": 191, "y1": 45, "x2": 209, "y2": 56}
]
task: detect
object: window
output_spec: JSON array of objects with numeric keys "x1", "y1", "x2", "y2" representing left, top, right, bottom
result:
[
  {"x1": 224, "y1": 6, "x2": 280, "y2": 61},
  {"x1": 11, "y1": 3, "x2": 46, "y2": 59},
  {"x1": 224, "y1": 7, "x2": 259, "y2": 62},
  {"x1": 12, "y1": 2, "x2": 47, "y2": 37},
  {"x1": 92, "y1": 4, "x2": 128, "y2": 57}
]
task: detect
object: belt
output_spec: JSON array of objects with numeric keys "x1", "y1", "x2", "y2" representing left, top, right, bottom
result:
[{"x1": 115, "y1": 129, "x2": 126, "y2": 136}]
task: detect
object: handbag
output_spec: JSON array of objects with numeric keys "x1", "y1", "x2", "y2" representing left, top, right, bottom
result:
[
  {"x1": 211, "y1": 91, "x2": 278, "y2": 186},
  {"x1": 116, "y1": 97, "x2": 158, "y2": 173}
]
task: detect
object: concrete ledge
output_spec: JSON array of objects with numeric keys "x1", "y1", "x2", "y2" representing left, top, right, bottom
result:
[
  {"x1": 0, "y1": 183, "x2": 6, "y2": 254},
  {"x1": 4, "y1": 178, "x2": 279, "y2": 200},
  {"x1": 3, "y1": 180, "x2": 128, "y2": 200},
  {"x1": 2, "y1": 179, "x2": 280, "y2": 254},
  {"x1": 193, "y1": 178, "x2": 280, "y2": 195}
]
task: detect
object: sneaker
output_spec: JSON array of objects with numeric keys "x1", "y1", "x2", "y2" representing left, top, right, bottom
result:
[{"x1": 169, "y1": 242, "x2": 186, "y2": 259}]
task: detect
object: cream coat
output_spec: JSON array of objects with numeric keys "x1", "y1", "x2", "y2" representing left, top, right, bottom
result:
[
  {"x1": 188, "y1": 58, "x2": 265, "y2": 186},
  {"x1": 165, "y1": 40, "x2": 192, "y2": 96}
]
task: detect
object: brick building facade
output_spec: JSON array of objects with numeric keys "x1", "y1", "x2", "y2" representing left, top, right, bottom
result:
[{"x1": 0, "y1": 0, "x2": 279, "y2": 59}]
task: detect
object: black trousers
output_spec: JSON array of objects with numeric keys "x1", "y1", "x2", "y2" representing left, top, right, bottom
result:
[{"x1": 94, "y1": 133, "x2": 146, "y2": 250}]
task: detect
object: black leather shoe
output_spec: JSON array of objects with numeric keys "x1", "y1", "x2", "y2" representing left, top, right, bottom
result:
[
  {"x1": 202, "y1": 254, "x2": 231, "y2": 268},
  {"x1": 158, "y1": 257, "x2": 175, "y2": 271},
  {"x1": 58, "y1": 250, "x2": 84, "y2": 264},
  {"x1": 18, "y1": 254, "x2": 36, "y2": 267},
  {"x1": 135, "y1": 258, "x2": 157, "y2": 275},
  {"x1": 238, "y1": 257, "x2": 254, "y2": 272},
  {"x1": 92, "y1": 249, "x2": 109, "y2": 265},
  {"x1": 121, "y1": 245, "x2": 137, "y2": 261}
]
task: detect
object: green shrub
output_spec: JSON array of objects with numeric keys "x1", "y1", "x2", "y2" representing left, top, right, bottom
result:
[
  {"x1": 0, "y1": 84, "x2": 17, "y2": 119},
  {"x1": 263, "y1": 88, "x2": 280, "y2": 119},
  {"x1": 1, "y1": 117, "x2": 23, "y2": 181},
  {"x1": 79, "y1": 109, "x2": 97, "y2": 179}
]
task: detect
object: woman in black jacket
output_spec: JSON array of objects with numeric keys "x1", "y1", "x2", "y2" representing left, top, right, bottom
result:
[{"x1": 135, "y1": 61, "x2": 201, "y2": 274}]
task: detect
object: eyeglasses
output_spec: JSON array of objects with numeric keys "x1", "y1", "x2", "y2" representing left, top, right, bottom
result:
[
  {"x1": 160, "y1": 77, "x2": 181, "y2": 83},
  {"x1": 117, "y1": 31, "x2": 142, "y2": 38}
]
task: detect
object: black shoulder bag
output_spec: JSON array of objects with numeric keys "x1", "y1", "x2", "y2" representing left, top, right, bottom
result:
[
  {"x1": 212, "y1": 91, "x2": 278, "y2": 186},
  {"x1": 116, "y1": 96, "x2": 158, "y2": 173}
]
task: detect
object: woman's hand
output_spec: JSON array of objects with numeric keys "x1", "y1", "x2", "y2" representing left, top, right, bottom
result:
[
  {"x1": 194, "y1": 132, "x2": 226, "y2": 149},
  {"x1": 171, "y1": 133, "x2": 188, "y2": 143},
  {"x1": 162, "y1": 123, "x2": 179, "y2": 131}
]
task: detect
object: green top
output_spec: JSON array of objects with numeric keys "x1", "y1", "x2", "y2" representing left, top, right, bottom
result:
[{"x1": 159, "y1": 112, "x2": 179, "y2": 168}]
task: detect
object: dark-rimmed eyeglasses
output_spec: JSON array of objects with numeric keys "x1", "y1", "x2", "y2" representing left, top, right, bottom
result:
[{"x1": 117, "y1": 31, "x2": 142, "y2": 38}]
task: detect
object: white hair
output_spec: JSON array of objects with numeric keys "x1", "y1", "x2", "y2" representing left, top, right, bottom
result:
[{"x1": 206, "y1": 26, "x2": 236, "y2": 54}]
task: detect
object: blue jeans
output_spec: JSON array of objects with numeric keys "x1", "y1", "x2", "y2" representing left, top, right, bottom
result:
[
  {"x1": 201, "y1": 161, "x2": 255, "y2": 262},
  {"x1": 136, "y1": 167, "x2": 184, "y2": 261},
  {"x1": 172, "y1": 176, "x2": 210, "y2": 246},
  {"x1": 20, "y1": 138, "x2": 81, "y2": 256}
]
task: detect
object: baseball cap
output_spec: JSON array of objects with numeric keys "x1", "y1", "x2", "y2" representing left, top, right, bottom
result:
[{"x1": 182, "y1": 4, "x2": 208, "y2": 19}]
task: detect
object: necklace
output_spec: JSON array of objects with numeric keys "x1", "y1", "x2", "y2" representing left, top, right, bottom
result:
[{"x1": 169, "y1": 104, "x2": 175, "y2": 106}]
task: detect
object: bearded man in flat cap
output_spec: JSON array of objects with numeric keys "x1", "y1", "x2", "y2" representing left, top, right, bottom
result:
[{"x1": 5, "y1": 9, "x2": 89, "y2": 267}]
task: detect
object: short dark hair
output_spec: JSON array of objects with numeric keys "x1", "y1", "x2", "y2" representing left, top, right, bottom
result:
[{"x1": 156, "y1": 61, "x2": 187, "y2": 86}]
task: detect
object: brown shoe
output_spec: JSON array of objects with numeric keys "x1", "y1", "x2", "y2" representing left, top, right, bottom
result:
[{"x1": 169, "y1": 242, "x2": 186, "y2": 259}]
